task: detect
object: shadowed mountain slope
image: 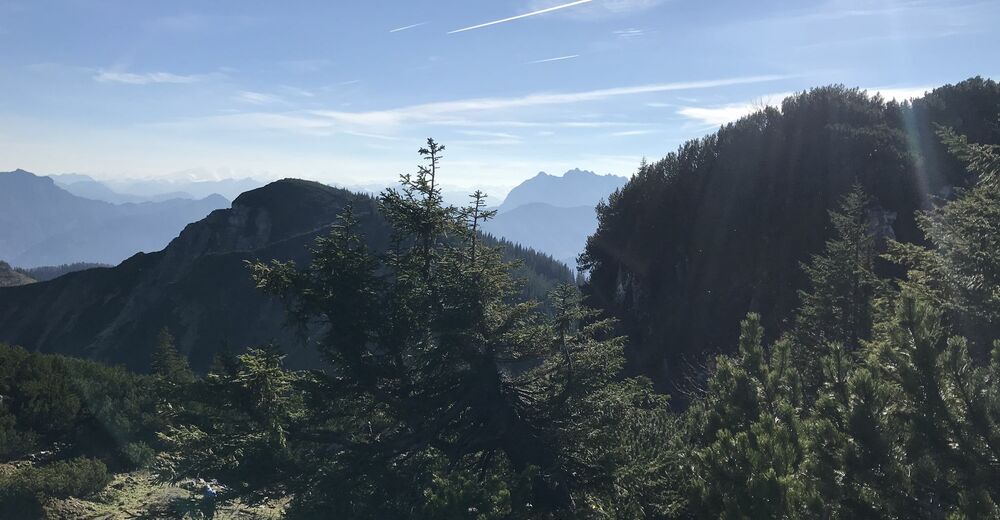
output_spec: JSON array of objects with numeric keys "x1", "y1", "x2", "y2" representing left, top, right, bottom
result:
[{"x1": 0, "y1": 179, "x2": 571, "y2": 372}]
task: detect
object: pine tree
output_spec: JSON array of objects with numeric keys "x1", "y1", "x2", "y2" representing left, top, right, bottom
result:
[
  {"x1": 150, "y1": 328, "x2": 193, "y2": 386},
  {"x1": 686, "y1": 313, "x2": 807, "y2": 519}
]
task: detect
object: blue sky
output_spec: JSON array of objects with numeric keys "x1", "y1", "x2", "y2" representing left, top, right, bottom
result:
[{"x1": 1, "y1": 0, "x2": 996, "y2": 193}]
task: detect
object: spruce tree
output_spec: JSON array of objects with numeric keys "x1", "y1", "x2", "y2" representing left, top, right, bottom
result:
[
  {"x1": 150, "y1": 328, "x2": 193, "y2": 386},
  {"x1": 791, "y1": 184, "x2": 883, "y2": 391},
  {"x1": 240, "y1": 139, "x2": 671, "y2": 516}
]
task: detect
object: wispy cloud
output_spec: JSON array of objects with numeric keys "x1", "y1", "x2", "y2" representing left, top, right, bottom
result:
[
  {"x1": 613, "y1": 28, "x2": 645, "y2": 39},
  {"x1": 676, "y1": 92, "x2": 792, "y2": 126},
  {"x1": 94, "y1": 70, "x2": 205, "y2": 85},
  {"x1": 752, "y1": 0, "x2": 986, "y2": 33},
  {"x1": 528, "y1": 54, "x2": 580, "y2": 64},
  {"x1": 428, "y1": 120, "x2": 643, "y2": 129},
  {"x1": 867, "y1": 86, "x2": 932, "y2": 100},
  {"x1": 341, "y1": 130, "x2": 400, "y2": 141},
  {"x1": 449, "y1": 0, "x2": 593, "y2": 34},
  {"x1": 459, "y1": 130, "x2": 522, "y2": 140},
  {"x1": 311, "y1": 74, "x2": 792, "y2": 129},
  {"x1": 450, "y1": 138, "x2": 523, "y2": 147},
  {"x1": 610, "y1": 129, "x2": 658, "y2": 136},
  {"x1": 278, "y1": 85, "x2": 315, "y2": 98},
  {"x1": 677, "y1": 105, "x2": 760, "y2": 126},
  {"x1": 155, "y1": 112, "x2": 409, "y2": 142},
  {"x1": 155, "y1": 112, "x2": 335, "y2": 136},
  {"x1": 156, "y1": 75, "x2": 794, "y2": 142},
  {"x1": 389, "y1": 22, "x2": 427, "y2": 33},
  {"x1": 675, "y1": 85, "x2": 934, "y2": 127},
  {"x1": 527, "y1": 0, "x2": 666, "y2": 20},
  {"x1": 234, "y1": 91, "x2": 285, "y2": 105}
]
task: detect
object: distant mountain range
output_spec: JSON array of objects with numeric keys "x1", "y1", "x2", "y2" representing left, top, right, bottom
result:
[
  {"x1": 5, "y1": 165, "x2": 611, "y2": 271},
  {"x1": 0, "y1": 170, "x2": 229, "y2": 267},
  {"x1": 483, "y1": 169, "x2": 628, "y2": 268},
  {"x1": 0, "y1": 179, "x2": 572, "y2": 372},
  {"x1": 50, "y1": 173, "x2": 263, "y2": 202}
]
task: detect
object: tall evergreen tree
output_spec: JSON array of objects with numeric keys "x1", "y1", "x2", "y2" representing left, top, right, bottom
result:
[
  {"x1": 791, "y1": 184, "x2": 884, "y2": 391},
  {"x1": 221, "y1": 139, "x2": 672, "y2": 516},
  {"x1": 150, "y1": 328, "x2": 193, "y2": 386}
]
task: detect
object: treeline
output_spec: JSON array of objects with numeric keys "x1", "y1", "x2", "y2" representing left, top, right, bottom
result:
[{"x1": 14, "y1": 262, "x2": 109, "y2": 282}]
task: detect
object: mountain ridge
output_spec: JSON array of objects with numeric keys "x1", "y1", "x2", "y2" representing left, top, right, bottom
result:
[{"x1": 0, "y1": 179, "x2": 572, "y2": 372}]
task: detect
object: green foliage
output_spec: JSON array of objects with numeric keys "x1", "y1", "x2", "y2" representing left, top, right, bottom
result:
[
  {"x1": 0, "y1": 457, "x2": 111, "y2": 515},
  {"x1": 789, "y1": 184, "x2": 886, "y2": 393},
  {"x1": 157, "y1": 345, "x2": 301, "y2": 498},
  {"x1": 0, "y1": 344, "x2": 159, "y2": 469},
  {"x1": 6, "y1": 456, "x2": 111, "y2": 498},
  {"x1": 151, "y1": 328, "x2": 194, "y2": 387},
  {"x1": 681, "y1": 128, "x2": 1000, "y2": 519},
  {"x1": 890, "y1": 127, "x2": 1000, "y2": 333}
]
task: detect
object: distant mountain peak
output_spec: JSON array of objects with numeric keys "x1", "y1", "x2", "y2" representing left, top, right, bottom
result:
[
  {"x1": 233, "y1": 178, "x2": 337, "y2": 209},
  {"x1": 5, "y1": 168, "x2": 44, "y2": 178},
  {"x1": 563, "y1": 168, "x2": 599, "y2": 177},
  {"x1": 498, "y1": 168, "x2": 628, "y2": 213}
]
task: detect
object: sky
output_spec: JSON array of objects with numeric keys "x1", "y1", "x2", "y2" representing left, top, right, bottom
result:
[{"x1": 1, "y1": 0, "x2": 997, "y2": 194}]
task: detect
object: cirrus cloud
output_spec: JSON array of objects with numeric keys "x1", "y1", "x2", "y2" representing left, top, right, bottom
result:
[{"x1": 94, "y1": 70, "x2": 206, "y2": 85}]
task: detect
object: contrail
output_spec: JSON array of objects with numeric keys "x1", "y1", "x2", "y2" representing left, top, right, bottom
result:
[
  {"x1": 389, "y1": 22, "x2": 427, "y2": 33},
  {"x1": 529, "y1": 54, "x2": 580, "y2": 64},
  {"x1": 448, "y1": 0, "x2": 593, "y2": 34}
]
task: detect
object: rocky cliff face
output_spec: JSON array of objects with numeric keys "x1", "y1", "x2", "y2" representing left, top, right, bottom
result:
[{"x1": 0, "y1": 261, "x2": 34, "y2": 287}]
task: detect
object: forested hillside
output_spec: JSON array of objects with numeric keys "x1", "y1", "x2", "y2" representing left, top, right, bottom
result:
[{"x1": 581, "y1": 77, "x2": 1000, "y2": 392}]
